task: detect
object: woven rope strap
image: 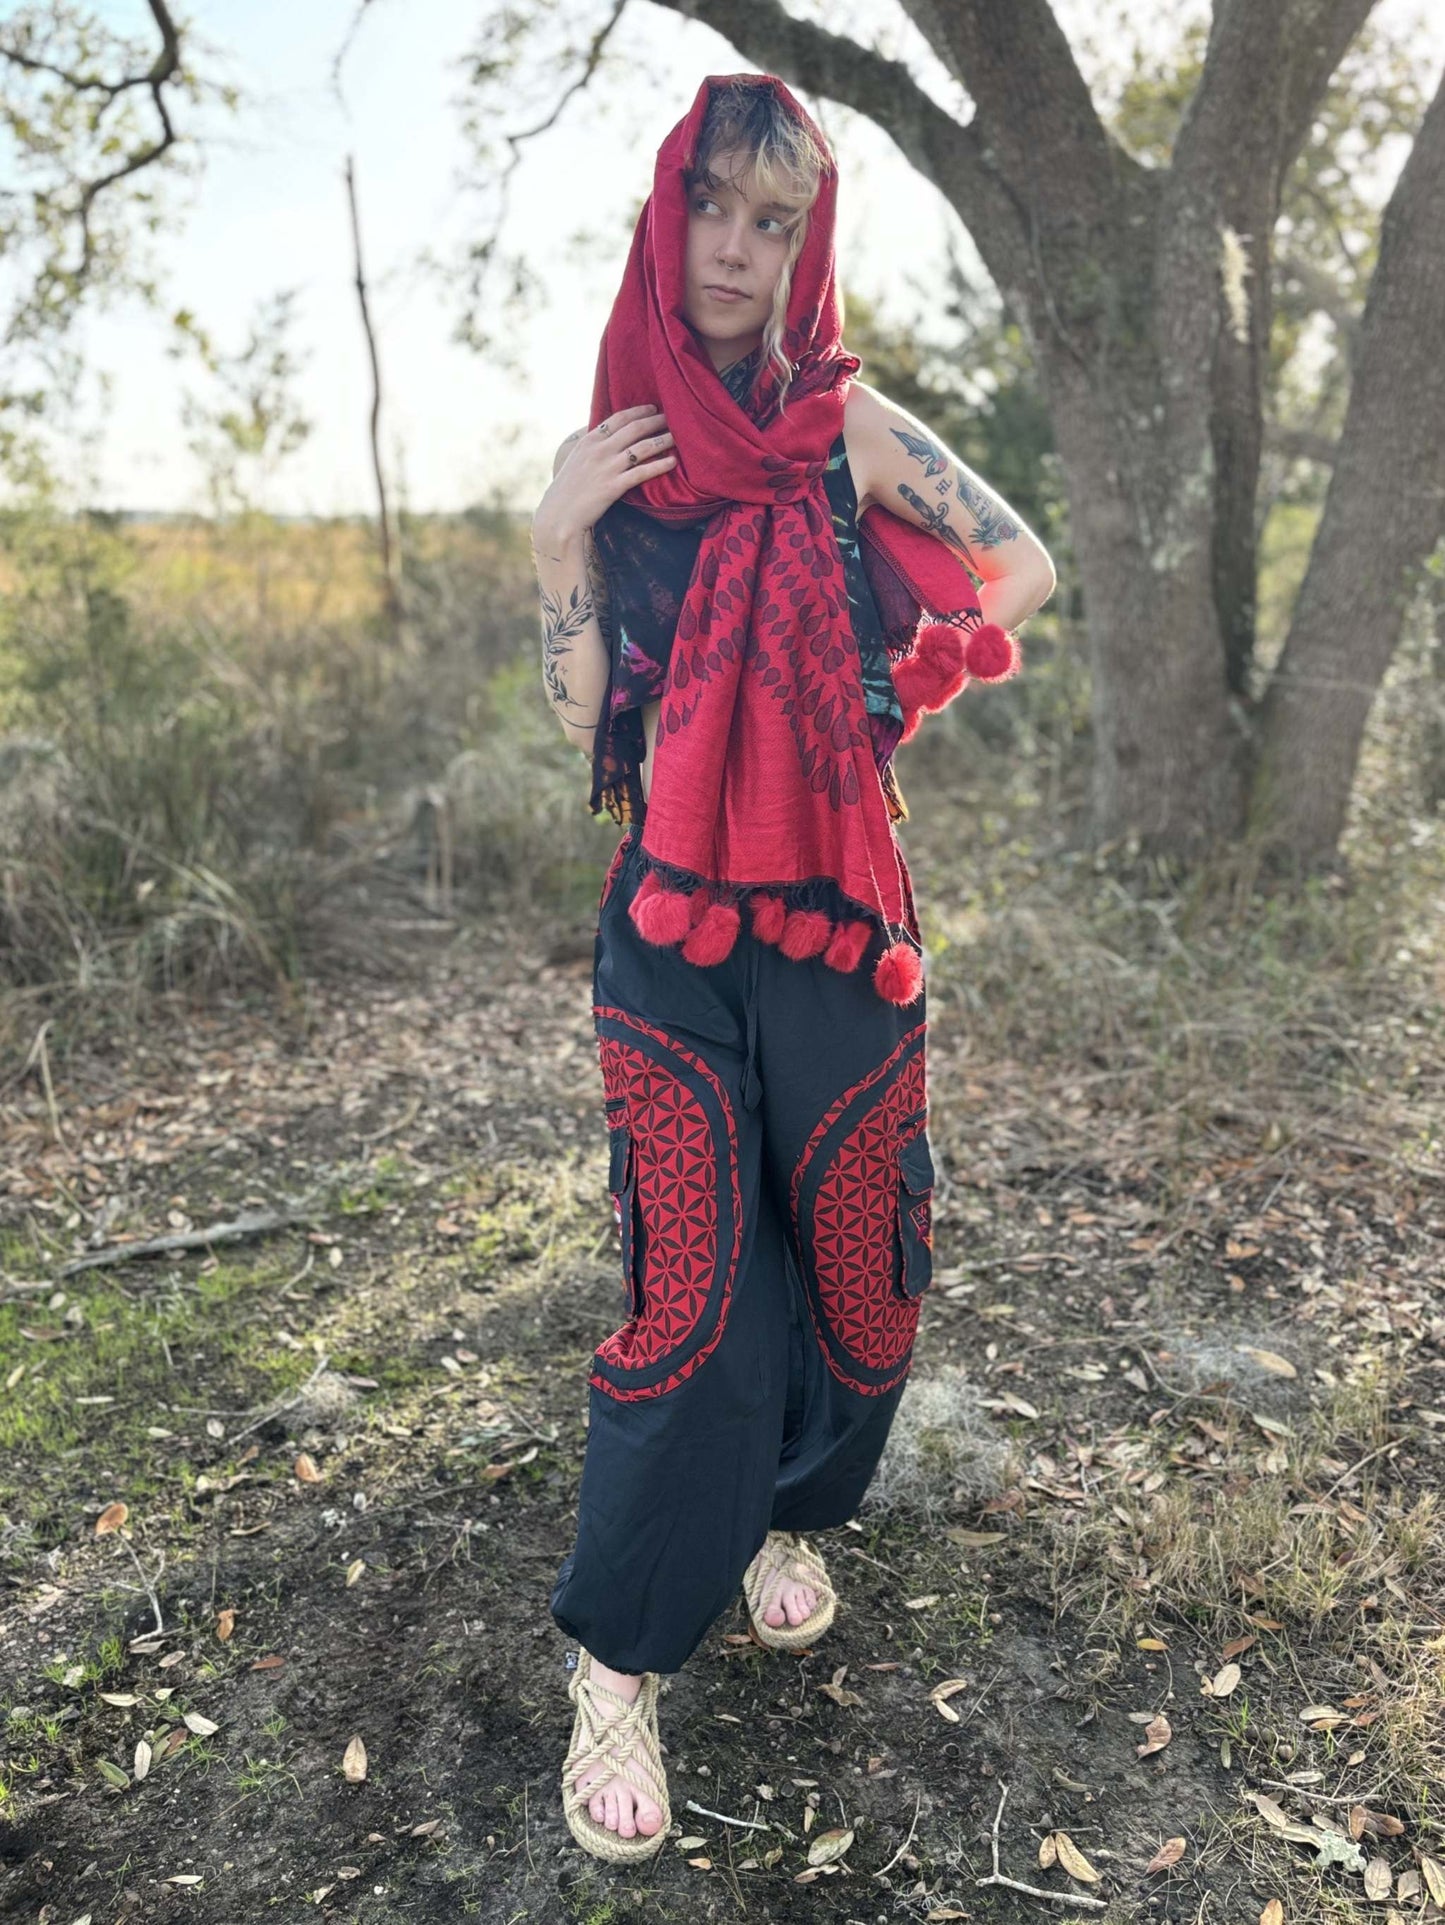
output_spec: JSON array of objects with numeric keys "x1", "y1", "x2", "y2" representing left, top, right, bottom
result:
[
  {"x1": 743, "y1": 1529, "x2": 836, "y2": 1625},
  {"x1": 562, "y1": 1660, "x2": 668, "y2": 1857}
]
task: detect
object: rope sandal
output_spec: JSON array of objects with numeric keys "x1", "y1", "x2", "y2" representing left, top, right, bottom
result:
[
  {"x1": 561, "y1": 1647, "x2": 671, "y2": 1863},
  {"x1": 742, "y1": 1529, "x2": 838, "y2": 1651}
]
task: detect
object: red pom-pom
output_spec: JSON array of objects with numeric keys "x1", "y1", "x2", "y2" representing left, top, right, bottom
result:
[
  {"x1": 681, "y1": 900, "x2": 740, "y2": 966},
  {"x1": 873, "y1": 939, "x2": 923, "y2": 1005},
  {"x1": 898, "y1": 704, "x2": 924, "y2": 744},
  {"x1": 963, "y1": 621, "x2": 1020, "y2": 682},
  {"x1": 822, "y1": 918, "x2": 872, "y2": 973},
  {"x1": 779, "y1": 908, "x2": 833, "y2": 960},
  {"x1": 749, "y1": 891, "x2": 788, "y2": 943},
  {"x1": 687, "y1": 887, "x2": 713, "y2": 927},
  {"x1": 895, "y1": 622, "x2": 968, "y2": 713},
  {"x1": 629, "y1": 873, "x2": 693, "y2": 945}
]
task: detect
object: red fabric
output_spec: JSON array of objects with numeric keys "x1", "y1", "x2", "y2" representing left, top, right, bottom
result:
[{"x1": 588, "y1": 72, "x2": 989, "y2": 992}]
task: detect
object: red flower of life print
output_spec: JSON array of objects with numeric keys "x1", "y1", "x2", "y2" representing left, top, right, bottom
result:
[
  {"x1": 591, "y1": 1008, "x2": 741, "y2": 1403},
  {"x1": 790, "y1": 1029, "x2": 929, "y2": 1395}
]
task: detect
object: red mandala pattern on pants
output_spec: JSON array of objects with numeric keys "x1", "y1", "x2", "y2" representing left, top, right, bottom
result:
[
  {"x1": 791, "y1": 1034, "x2": 928, "y2": 1391},
  {"x1": 592, "y1": 1012, "x2": 741, "y2": 1400}
]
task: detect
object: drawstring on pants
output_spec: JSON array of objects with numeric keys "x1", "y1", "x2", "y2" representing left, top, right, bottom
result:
[{"x1": 741, "y1": 933, "x2": 762, "y2": 1111}]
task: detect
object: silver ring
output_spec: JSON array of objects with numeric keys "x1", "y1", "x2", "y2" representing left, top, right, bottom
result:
[
  {"x1": 598, "y1": 418, "x2": 614, "y2": 437},
  {"x1": 625, "y1": 448, "x2": 638, "y2": 467}
]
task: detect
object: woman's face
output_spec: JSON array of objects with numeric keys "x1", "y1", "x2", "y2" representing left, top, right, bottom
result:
[{"x1": 682, "y1": 147, "x2": 796, "y2": 372}]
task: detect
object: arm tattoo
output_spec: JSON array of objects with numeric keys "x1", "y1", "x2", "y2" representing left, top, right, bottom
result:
[
  {"x1": 540, "y1": 581, "x2": 597, "y2": 717},
  {"x1": 889, "y1": 426, "x2": 1022, "y2": 563}
]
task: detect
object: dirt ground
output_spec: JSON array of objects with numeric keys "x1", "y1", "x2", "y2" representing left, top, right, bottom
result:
[{"x1": 2, "y1": 858, "x2": 1443, "y2": 1925}]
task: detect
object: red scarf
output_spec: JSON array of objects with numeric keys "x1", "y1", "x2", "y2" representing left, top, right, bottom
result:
[{"x1": 589, "y1": 73, "x2": 1016, "y2": 1004}]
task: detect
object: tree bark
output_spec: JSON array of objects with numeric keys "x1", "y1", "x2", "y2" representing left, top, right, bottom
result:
[{"x1": 1250, "y1": 68, "x2": 1445, "y2": 863}]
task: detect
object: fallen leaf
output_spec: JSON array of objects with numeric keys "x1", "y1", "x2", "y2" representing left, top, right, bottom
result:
[
  {"x1": 1363, "y1": 1857, "x2": 1391, "y2": 1901},
  {"x1": 164, "y1": 1874, "x2": 204, "y2": 1886},
  {"x1": 1137, "y1": 1637, "x2": 1168, "y2": 1652},
  {"x1": 903, "y1": 1593, "x2": 941, "y2": 1609},
  {"x1": 929, "y1": 1678, "x2": 970, "y2": 1723},
  {"x1": 807, "y1": 1827, "x2": 854, "y2": 1867},
  {"x1": 98, "y1": 1692, "x2": 139, "y2": 1707},
  {"x1": 945, "y1": 1528, "x2": 1006, "y2": 1548},
  {"x1": 675, "y1": 1836, "x2": 707, "y2": 1851},
  {"x1": 1259, "y1": 1902, "x2": 1284, "y2": 1925},
  {"x1": 182, "y1": 1711, "x2": 218, "y2": 1736},
  {"x1": 95, "y1": 1758, "x2": 130, "y2": 1789},
  {"x1": 215, "y1": 1608, "x2": 235, "y2": 1642},
  {"x1": 1247, "y1": 1793, "x2": 1293, "y2": 1831},
  {"x1": 133, "y1": 1739, "x2": 152, "y2": 1782},
  {"x1": 1422, "y1": 1856, "x2": 1445, "y2": 1905},
  {"x1": 95, "y1": 1501, "x2": 128, "y2": 1536},
  {"x1": 1037, "y1": 1831, "x2": 1058, "y2": 1869},
  {"x1": 343, "y1": 1735, "x2": 368, "y2": 1782},
  {"x1": 1137, "y1": 1712, "x2": 1172, "y2": 1757},
  {"x1": 1207, "y1": 1662, "x2": 1241, "y2": 1697},
  {"x1": 1053, "y1": 1831, "x2": 1101, "y2": 1883},
  {"x1": 1221, "y1": 1634, "x2": 1256, "y2": 1661},
  {"x1": 346, "y1": 1559, "x2": 365, "y2": 1587},
  {"x1": 1239, "y1": 1346, "x2": 1296, "y2": 1378},
  {"x1": 687, "y1": 1855, "x2": 713, "y2": 1870},
  {"x1": 294, "y1": 1452, "x2": 322, "y2": 1483},
  {"x1": 1146, "y1": 1836, "x2": 1186, "y2": 1873}
]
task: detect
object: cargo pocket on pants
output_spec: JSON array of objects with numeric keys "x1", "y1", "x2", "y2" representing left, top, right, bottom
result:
[
  {"x1": 605, "y1": 1100, "x2": 645, "y2": 1318},
  {"x1": 894, "y1": 1128, "x2": 935, "y2": 1299}
]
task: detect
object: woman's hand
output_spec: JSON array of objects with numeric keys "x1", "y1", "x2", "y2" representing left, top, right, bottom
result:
[{"x1": 533, "y1": 405, "x2": 676, "y2": 545}]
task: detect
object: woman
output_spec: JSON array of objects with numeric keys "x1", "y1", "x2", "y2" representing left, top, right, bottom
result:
[{"x1": 529, "y1": 73, "x2": 1054, "y2": 1862}]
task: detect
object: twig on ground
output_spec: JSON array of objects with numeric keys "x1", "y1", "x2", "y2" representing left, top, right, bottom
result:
[
  {"x1": 683, "y1": 1798, "x2": 770, "y2": 1832},
  {"x1": 1320, "y1": 1438, "x2": 1399, "y2": 1498},
  {"x1": 60, "y1": 1207, "x2": 317, "y2": 1276},
  {"x1": 975, "y1": 1780, "x2": 1108, "y2": 1910},
  {"x1": 117, "y1": 1537, "x2": 165, "y2": 1636},
  {"x1": 872, "y1": 1786, "x2": 922, "y2": 1878}
]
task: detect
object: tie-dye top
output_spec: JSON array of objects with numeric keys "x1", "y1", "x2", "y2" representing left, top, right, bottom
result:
[{"x1": 586, "y1": 350, "x2": 909, "y2": 829}]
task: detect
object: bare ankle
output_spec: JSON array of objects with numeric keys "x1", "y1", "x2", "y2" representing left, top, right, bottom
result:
[{"x1": 588, "y1": 1656, "x2": 644, "y2": 1699}]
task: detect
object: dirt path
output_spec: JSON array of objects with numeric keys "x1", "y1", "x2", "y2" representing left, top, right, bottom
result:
[{"x1": 2, "y1": 902, "x2": 1442, "y2": 1924}]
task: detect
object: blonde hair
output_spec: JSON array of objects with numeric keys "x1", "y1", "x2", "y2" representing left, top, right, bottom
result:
[{"x1": 684, "y1": 78, "x2": 830, "y2": 413}]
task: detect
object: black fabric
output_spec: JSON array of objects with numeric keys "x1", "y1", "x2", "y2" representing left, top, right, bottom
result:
[{"x1": 550, "y1": 825, "x2": 936, "y2": 1674}]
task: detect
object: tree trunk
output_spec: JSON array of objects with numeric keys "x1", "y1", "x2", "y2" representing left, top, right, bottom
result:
[{"x1": 1249, "y1": 72, "x2": 1445, "y2": 863}]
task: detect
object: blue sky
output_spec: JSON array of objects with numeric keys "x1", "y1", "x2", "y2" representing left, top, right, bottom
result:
[{"x1": 52, "y1": 0, "x2": 1442, "y2": 517}]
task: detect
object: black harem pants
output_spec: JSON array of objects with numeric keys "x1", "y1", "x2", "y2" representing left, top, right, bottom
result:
[{"x1": 550, "y1": 825, "x2": 936, "y2": 1674}]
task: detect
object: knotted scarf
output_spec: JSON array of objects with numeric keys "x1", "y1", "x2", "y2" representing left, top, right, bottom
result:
[{"x1": 588, "y1": 72, "x2": 1018, "y2": 1003}]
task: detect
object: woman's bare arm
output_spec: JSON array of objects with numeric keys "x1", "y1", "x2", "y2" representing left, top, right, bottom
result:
[
  {"x1": 844, "y1": 381, "x2": 1056, "y2": 633},
  {"x1": 531, "y1": 436, "x2": 610, "y2": 756},
  {"x1": 530, "y1": 409, "x2": 676, "y2": 757}
]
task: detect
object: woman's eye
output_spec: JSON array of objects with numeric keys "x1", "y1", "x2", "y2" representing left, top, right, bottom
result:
[{"x1": 691, "y1": 196, "x2": 787, "y2": 235}]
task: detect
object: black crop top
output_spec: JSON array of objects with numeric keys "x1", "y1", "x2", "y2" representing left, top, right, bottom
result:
[{"x1": 586, "y1": 352, "x2": 907, "y2": 828}]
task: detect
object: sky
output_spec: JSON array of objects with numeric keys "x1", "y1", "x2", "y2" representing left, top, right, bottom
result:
[{"x1": 34, "y1": 0, "x2": 1443, "y2": 518}]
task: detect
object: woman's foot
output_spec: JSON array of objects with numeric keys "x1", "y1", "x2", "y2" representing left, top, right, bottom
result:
[
  {"x1": 569, "y1": 1657, "x2": 666, "y2": 1842},
  {"x1": 753, "y1": 1559, "x2": 819, "y2": 1630}
]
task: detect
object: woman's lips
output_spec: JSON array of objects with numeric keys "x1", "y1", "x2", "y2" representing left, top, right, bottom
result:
[{"x1": 704, "y1": 285, "x2": 749, "y2": 303}]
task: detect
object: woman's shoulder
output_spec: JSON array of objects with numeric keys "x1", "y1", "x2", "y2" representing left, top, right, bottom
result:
[{"x1": 841, "y1": 380, "x2": 886, "y2": 517}]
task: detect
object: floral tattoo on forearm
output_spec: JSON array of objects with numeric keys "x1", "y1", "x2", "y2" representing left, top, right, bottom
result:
[
  {"x1": 540, "y1": 580, "x2": 597, "y2": 718},
  {"x1": 890, "y1": 428, "x2": 1022, "y2": 566}
]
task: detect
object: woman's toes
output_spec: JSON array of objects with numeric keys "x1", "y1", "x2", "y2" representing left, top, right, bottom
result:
[
  {"x1": 637, "y1": 1797, "x2": 663, "y2": 1835},
  {"x1": 604, "y1": 1787, "x2": 620, "y2": 1832},
  {"x1": 589, "y1": 1786, "x2": 607, "y2": 1824}
]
